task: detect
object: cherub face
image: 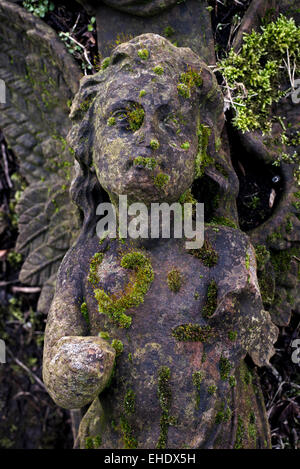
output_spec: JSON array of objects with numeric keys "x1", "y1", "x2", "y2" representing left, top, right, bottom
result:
[{"x1": 93, "y1": 70, "x2": 200, "y2": 204}]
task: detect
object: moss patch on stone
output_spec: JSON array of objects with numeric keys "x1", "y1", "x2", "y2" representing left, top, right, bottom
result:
[
  {"x1": 172, "y1": 324, "x2": 212, "y2": 342},
  {"x1": 111, "y1": 339, "x2": 124, "y2": 357},
  {"x1": 88, "y1": 252, "x2": 104, "y2": 286},
  {"x1": 94, "y1": 251, "x2": 154, "y2": 328},
  {"x1": 80, "y1": 301, "x2": 89, "y2": 325},
  {"x1": 133, "y1": 156, "x2": 157, "y2": 170},
  {"x1": 219, "y1": 355, "x2": 232, "y2": 381},
  {"x1": 195, "y1": 123, "x2": 213, "y2": 178},
  {"x1": 153, "y1": 173, "x2": 170, "y2": 189},
  {"x1": 127, "y1": 105, "x2": 145, "y2": 131},
  {"x1": 202, "y1": 280, "x2": 218, "y2": 319},
  {"x1": 138, "y1": 48, "x2": 149, "y2": 60},
  {"x1": 167, "y1": 269, "x2": 182, "y2": 293},
  {"x1": 189, "y1": 239, "x2": 218, "y2": 268},
  {"x1": 156, "y1": 366, "x2": 173, "y2": 449}
]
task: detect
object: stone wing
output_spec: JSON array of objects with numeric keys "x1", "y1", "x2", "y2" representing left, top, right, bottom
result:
[{"x1": 0, "y1": 0, "x2": 82, "y2": 312}]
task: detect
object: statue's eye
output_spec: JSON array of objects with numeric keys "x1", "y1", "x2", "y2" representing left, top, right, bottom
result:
[
  {"x1": 112, "y1": 104, "x2": 145, "y2": 132},
  {"x1": 114, "y1": 111, "x2": 128, "y2": 124}
]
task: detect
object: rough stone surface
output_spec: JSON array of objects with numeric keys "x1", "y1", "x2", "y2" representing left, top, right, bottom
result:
[
  {"x1": 94, "y1": 0, "x2": 216, "y2": 64},
  {"x1": 0, "y1": 0, "x2": 82, "y2": 302},
  {"x1": 43, "y1": 34, "x2": 278, "y2": 448}
]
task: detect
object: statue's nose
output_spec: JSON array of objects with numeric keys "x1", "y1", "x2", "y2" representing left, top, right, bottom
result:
[{"x1": 135, "y1": 116, "x2": 159, "y2": 149}]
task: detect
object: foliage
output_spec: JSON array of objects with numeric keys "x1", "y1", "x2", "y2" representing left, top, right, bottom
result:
[
  {"x1": 23, "y1": 0, "x2": 54, "y2": 18},
  {"x1": 218, "y1": 15, "x2": 300, "y2": 133}
]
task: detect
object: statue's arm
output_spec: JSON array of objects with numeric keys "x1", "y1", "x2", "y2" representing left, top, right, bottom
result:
[{"x1": 42, "y1": 247, "x2": 115, "y2": 409}]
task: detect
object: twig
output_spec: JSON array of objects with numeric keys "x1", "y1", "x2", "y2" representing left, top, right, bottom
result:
[
  {"x1": 71, "y1": 13, "x2": 80, "y2": 34},
  {"x1": 6, "y1": 347, "x2": 46, "y2": 391},
  {"x1": 283, "y1": 48, "x2": 296, "y2": 90},
  {"x1": 12, "y1": 286, "x2": 41, "y2": 294},
  {"x1": 59, "y1": 32, "x2": 93, "y2": 71}
]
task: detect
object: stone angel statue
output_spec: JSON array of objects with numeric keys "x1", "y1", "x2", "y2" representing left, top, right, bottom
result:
[{"x1": 0, "y1": 0, "x2": 299, "y2": 450}]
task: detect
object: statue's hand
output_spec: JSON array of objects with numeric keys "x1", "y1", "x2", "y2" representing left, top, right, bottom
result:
[{"x1": 43, "y1": 336, "x2": 116, "y2": 409}]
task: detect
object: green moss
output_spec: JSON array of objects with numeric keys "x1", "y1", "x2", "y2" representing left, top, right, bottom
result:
[
  {"x1": 150, "y1": 139, "x2": 160, "y2": 150},
  {"x1": 98, "y1": 331, "x2": 110, "y2": 341},
  {"x1": 180, "y1": 68, "x2": 203, "y2": 89},
  {"x1": 209, "y1": 217, "x2": 238, "y2": 229},
  {"x1": 177, "y1": 83, "x2": 190, "y2": 98},
  {"x1": 207, "y1": 384, "x2": 217, "y2": 395},
  {"x1": 229, "y1": 376, "x2": 237, "y2": 388},
  {"x1": 215, "y1": 162, "x2": 228, "y2": 178},
  {"x1": 248, "y1": 411, "x2": 257, "y2": 442},
  {"x1": 7, "y1": 251, "x2": 22, "y2": 268},
  {"x1": 285, "y1": 216, "x2": 293, "y2": 234},
  {"x1": 85, "y1": 436, "x2": 94, "y2": 449},
  {"x1": 234, "y1": 416, "x2": 245, "y2": 449},
  {"x1": 111, "y1": 339, "x2": 124, "y2": 357},
  {"x1": 157, "y1": 366, "x2": 173, "y2": 449},
  {"x1": 101, "y1": 57, "x2": 110, "y2": 70},
  {"x1": 202, "y1": 280, "x2": 218, "y2": 319},
  {"x1": 139, "y1": 89, "x2": 146, "y2": 98},
  {"x1": 94, "y1": 251, "x2": 154, "y2": 328},
  {"x1": 270, "y1": 246, "x2": 300, "y2": 280},
  {"x1": 195, "y1": 124, "x2": 212, "y2": 177},
  {"x1": 120, "y1": 416, "x2": 138, "y2": 449},
  {"x1": 88, "y1": 252, "x2": 104, "y2": 286},
  {"x1": 107, "y1": 117, "x2": 116, "y2": 126},
  {"x1": 124, "y1": 389, "x2": 136, "y2": 415},
  {"x1": 153, "y1": 173, "x2": 170, "y2": 189},
  {"x1": 138, "y1": 49, "x2": 149, "y2": 60},
  {"x1": 215, "y1": 401, "x2": 232, "y2": 424},
  {"x1": 180, "y1": 141, "x2": 190, "y2": 150},
  {"x1": 254, "y1": 244, "x2": 270, "y2": 271},
  {"x1": 190, "y1": 239, "x2": 219, "y2": 268},
  {"x1": 80, "y1": 302, "x2": 89, "y2": 325},
  {"x1": 163, "y1": 26, "x2": 175, "y2": 37},
  {"x1": 80, "y1": 98, "x2": 93, "y2": 113},
  {"x1": 267, "y1": 228, "x2": 284, "y2": 244},
  {"x1": 192, "y1": 371, "x2": 204, "y2": 410},
  {"x1": 192, "y1": 371, "x2": 204, "y2": 390},
  {"x1": 167, "y1": 269, "x2": 182, "y2": 293},
  {"x1": 219, "y1": 355, "x2": 232, "y2": 381},
  {"x1": 245, "y1": 252, "x2": 250, "y2": 270},
  {"x1": 172, "y1": 324, "x2": 212, "y2": 342},
  {"x1": 178, "y1": 189, "x2": 197, "y2": 206},
  {"x1": 85, "y1": 434, "x2": 102, "y2": 449},
  {"x1": 242, "y1": 366, "x2": 252, "y2": 387},
  {"x1": 258, "y1": 269, "x2": 275, "y2": 306},
  {"x1": 228, "y1": 331, "x2": 237, "y2": 341},
  {"x1": 153, "y1": 66, "x2": 164, "y2": 75},
  {"x1": 127, "y1": 105, "x2": 145, "y2": 131},
  {"x1": 133, "y1": 156, "x2": 157, "y2": 170},
  {"x1": 218, "y1": 15, "x2": 300, "y2": 133}
]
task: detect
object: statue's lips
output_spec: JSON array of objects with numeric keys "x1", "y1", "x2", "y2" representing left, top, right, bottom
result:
[{"x1": 125, "y1": 166, "x2": 154, "y2": 189}]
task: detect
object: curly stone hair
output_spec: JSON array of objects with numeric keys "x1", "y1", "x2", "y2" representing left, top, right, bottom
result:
[{"x1": 68, "y1": 33, "x2": 227, "y2": 237}]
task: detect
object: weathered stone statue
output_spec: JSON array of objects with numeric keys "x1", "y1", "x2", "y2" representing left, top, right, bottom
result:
[
  {"x1": 0, "y1": 0, "x2": 299, "y2": 450},
  {"x1": 42, "y1": 34, "x2": 278, "y2": 449}
]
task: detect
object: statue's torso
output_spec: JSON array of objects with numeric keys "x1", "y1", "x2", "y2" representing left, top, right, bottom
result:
[{"x1": 81, "y1": 228, "x2": 253, "y2": 448}]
